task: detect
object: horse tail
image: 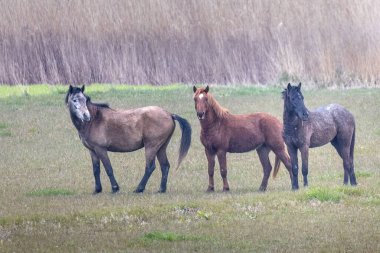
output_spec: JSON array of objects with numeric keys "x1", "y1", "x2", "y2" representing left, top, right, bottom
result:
[
  {"x1": 350, "y1": 126, "x2": 355, "y2": 162},
  {"x1": 272, "y1": 155, "x2": 281, "y2": 179},
  {"x1": 172, "y1": 114, "x2": 192, "y2": 171}
]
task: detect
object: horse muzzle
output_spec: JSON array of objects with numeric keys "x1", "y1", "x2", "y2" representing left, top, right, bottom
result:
[
  {"x1": 197, "y1": 112, "x2": 205, "y2": 120},
  {"x1": 300, "y1": 111, "x2": 309, "y2": 121},
  {"x1": 83, "y1": 111, "x2": 91, "y2": 122}
]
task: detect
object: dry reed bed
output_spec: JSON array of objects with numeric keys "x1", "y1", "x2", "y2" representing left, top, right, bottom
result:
[{"x1": 0, "y1": 0, "x2": 379, "y2": 85}]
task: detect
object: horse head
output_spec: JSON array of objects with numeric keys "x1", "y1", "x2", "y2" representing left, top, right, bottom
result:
[
  {"x1": 66, "y1": 85, "x2": 91, "y2": 122},
  {"x1": 283, "y1": 83, "x2": 309, "y2": 121},
  {"x1": 193, "y1": 85, "x2": 210, "y2": 120}
]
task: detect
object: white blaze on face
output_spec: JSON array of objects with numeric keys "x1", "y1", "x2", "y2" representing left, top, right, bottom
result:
[{"x1": 199, "y1": 93, "x2": 205, "y2": 99}]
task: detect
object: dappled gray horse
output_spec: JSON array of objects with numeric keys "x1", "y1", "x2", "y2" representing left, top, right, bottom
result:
[
  {"x1": 65, "y1": 85, "x2": 191, "y2": 193},
  {"x1": 282, "y1": 83, "x2": 357, "y2": 190}
]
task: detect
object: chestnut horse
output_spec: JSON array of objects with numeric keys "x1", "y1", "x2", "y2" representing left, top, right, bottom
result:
[
  {"x1": 66, "y1": 85, "x2": 191, "y2": 194},
  {"x1": 193, "y1": 86, "x2": 292, "y2": 192},
  {"x1": 282, "y1": 83, "x2": 357, "y2": 190}
]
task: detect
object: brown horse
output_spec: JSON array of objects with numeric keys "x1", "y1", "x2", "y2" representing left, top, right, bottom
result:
[
  {"x1": 282, "y1": 83, "x2": 357, "y2": 190},
  {"x1": 193, "y1": 86, "x2": 292, "y2": 192},
  {"x1": 66, "y1": 85, "x2": 191, "y2": 194}
]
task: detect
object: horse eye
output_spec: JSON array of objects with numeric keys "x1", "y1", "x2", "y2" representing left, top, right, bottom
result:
[{"x1": 73, "y1": 99, "x2": 78, "y2": 103}]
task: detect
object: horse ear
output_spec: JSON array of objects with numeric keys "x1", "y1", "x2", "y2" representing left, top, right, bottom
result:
[
  {"x1": 287, "y1": 83, "x2": 292, "y2": 92},
  {"x1": 69, "y1": 85, "x2": 73, "y2": 93},
  {"x1": 298, "y1": 82, "x2": 302, "y2": 89},
  {"x1": 193, "y1": 86, "x2": 197, "y2": 93},
  {"x1": 205, "y1": 85, "x2": 209, "y2": 93},
  {"x1": 81, "y1": 85, "x2": 85, "y2": 93}
]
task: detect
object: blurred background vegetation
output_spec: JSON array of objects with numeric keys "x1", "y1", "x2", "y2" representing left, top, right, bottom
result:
[{"x1": 0, "y1": 0, "x2": 379, "y2": 86}]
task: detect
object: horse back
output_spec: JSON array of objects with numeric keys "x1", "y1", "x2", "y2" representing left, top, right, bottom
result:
[
  {"x1": 309, "y1": 104, "x2": 354, "y2": 147},
  {"x1": 89, "y1": 106, "x2": 174, "y2": 152},
  {"x1": 213, "y1": 113, "x2": 282, "y2": 153}
]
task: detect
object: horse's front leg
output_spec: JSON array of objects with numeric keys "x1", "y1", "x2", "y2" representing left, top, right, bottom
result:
[
  {"x1": 96, "y1": 148, "x2": 120, "y2": 193},
  {"x1": 205, "y1": 148, "x2": 216, "y2": 192},
  {"x1": 287, "y1": 145, "x2": 299, "y2": 190},
  {"x1": 217, "y1": 150, "x2": 230, "y2": 191},
  {"x1": 300, "y1": 146, "x2": 309, "y2": 187},
  {"x1": 90, "y1": 150, "x2": 102, "y2": 194}
]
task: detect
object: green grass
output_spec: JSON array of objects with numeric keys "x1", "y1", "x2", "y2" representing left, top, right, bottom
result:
[
  {"x1": 143, "y1": 231, "x2": 202, "y2": 242},
  {"x1": 0, "y1": 83, "x2": 183, "y2": 98},
  {"x1": 301, "y1": 186, "x2": 366, "y2": 203},
  {"x1": 0, "y1": 84, "x2": 379, "y2": 252},
  {"x1": 26, "y1": 188, "x2": 76, "y2": 197},
  {"x1": 0, "y1": 122, "x2": 11, "y2": 137},
  {"x1": 356, "y1": 171, "x2": 373, "y2": 178},
  {"x1": 303, "y1": 187, "x2": 343, "y2": 202}
]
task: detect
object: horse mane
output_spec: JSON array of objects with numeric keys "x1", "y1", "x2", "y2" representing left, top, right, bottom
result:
[
  {"x1": 281, "y1": 89, "x2": 287, "y2": 99},
  {"x1": 85, "y1": 95, "x2": 111, "y2": 109},
  {"x1": 65, "y1": 87, "x2": 110, "y2": 109},
  {"x1": 207, "y1": 93, "x2": 230, "y2": 119}
]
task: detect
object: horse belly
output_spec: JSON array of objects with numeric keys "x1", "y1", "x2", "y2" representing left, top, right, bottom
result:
[
  {"x1": 228, "y1": 145, "x2": 258, "y2": 153},
  {"x1": 227, "y1": 136, "x2": 261, "y2": 153},
  {"x1": 107, "y1": 129, "x2": 145, "y2": 151},
  {"x1": 107, "y1": 142, "x2": 144, "y2": 152},
  {"x1": 309, "y1": 130, "x2": 336, "y2": 148}
]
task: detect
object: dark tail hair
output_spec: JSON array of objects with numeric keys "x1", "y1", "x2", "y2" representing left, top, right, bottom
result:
[
  {"x1": 172, "y1": 114, "x2": 192, "y2": 170},
  {"x1": 350, "y1": 127, "x2": 355, "y2": 162}
]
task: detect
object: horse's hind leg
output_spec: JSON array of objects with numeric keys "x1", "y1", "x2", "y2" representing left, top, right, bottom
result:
[
  {"x1": 272, "y1": 147, "x2": 293, "y2": 180},
  {"x1": 332, "y1": 136, "x2": 357, "y2": 186},
  {"x1": 331, "y1": 138, "x2": 348, "y2": 184},
  {"x1": 95, "y1": 148, "x2": 120, "y2": 193},
  {"x1": 342, "y1": 150, "x2": 356, "y2": 186},
  {"x1": 135, "y1": 148, "x2": 157, "y2": 193},
  {"x1": 157, "y1": 144, "x2": 170, "y2": 193},
  {"x1": 256, "y1": 145, "x2": 272, "y2": 191}
]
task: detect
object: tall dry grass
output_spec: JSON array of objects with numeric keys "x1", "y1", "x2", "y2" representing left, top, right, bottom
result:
[{"x1": 0, "y1": 0, "x2": 379, "y2": 86}]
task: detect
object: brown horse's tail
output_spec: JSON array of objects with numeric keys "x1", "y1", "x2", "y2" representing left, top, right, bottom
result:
[
  {"x1": 272, "y1": 155, "x2": 281, "y2": 179},
  {"x1": 172, "y1": 114, "x2": 192, "y2": 171}
]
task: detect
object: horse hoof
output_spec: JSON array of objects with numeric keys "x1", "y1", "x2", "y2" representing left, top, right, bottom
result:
[
  {"x1": 223, "y1": 187, "x2": 230, "y2": 192},
  {"x1": 206, "y1": 187, "x2": 214, "y2": 192},
  {"x1": 158, "y1": 189, "x2": 166, "y2": 193},
  {"x1": 292, "y1": 185, "x2": 299, "y2": 191},
  {"x1": 258, "y1": 187, "x2": 266, "y2": 192},
  {"x1": 134, "y1": 188, "x2": 144, "y2": 193},
  {"x1": 112, "y1": 185, "x2": 120, "y2": 193},
  {"x1": 93, "y1": 189, "x2": 102, "y2": 195}
]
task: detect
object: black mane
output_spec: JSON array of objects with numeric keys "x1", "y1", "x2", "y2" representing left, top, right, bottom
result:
[
  {"x1": 65, "y1": 86, "x2": 110, "y2": 109},
  {"x1": 281, "y1": 89, "x2": 287, "y2": 99},
  {"x1": 86, "y1": 95, "x2": 111, "y2": 109}
]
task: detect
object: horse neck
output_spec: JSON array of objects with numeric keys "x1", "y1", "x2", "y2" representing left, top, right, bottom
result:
[
  {"x1": 70, "y1": 111, "x2": 85, "y2": 132},
  {"x1": 200, "y1": 106, "x2": 222, "y2": 130},
  {"x1": 283, "y1": 103, "x2": 301, "y2": 135},
  {"x1": 70, "y1": 102, "x2": 98, "y2": 134}
]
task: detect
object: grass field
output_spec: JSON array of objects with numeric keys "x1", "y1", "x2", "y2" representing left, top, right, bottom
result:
[{"x1": 0, "y1": 84, "x2": 379, "y2": 252}]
